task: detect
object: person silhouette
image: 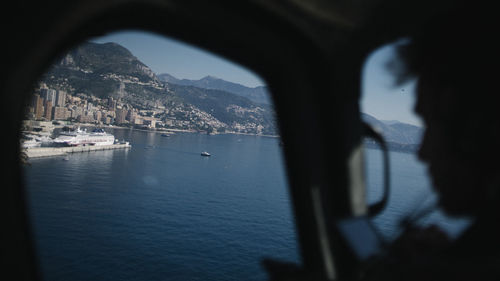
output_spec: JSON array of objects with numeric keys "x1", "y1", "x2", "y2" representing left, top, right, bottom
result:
[{"x1": 363, "y1": 2, "x2": 500, "y2": 280}]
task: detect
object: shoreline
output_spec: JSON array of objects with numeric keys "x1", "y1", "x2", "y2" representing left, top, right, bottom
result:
[
  {"x1": 91, "y1": 124, "x2": 280, "y2": 138},
  {"x1": 24, "y1": 143, "x2": 131, "y2": 159},
  {"x1": 23, "y1": 121, "x2": 280, "y2": 138}
]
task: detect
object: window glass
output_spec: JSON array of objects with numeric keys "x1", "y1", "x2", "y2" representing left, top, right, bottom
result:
[
  {"x1": 361, "y1": 41, "x2": 470, "y2": 241},
  {"x1": 22, "y1": 31, "x2": 299, "y2": 280}
]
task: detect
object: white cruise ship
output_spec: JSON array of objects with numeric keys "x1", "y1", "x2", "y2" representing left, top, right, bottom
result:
[{"x1": 53, "y1": 127, "x2": 115, "y2": 146}]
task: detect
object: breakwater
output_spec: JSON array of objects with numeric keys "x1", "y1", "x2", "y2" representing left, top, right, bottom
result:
[{"x1": 24, "y1": 143, "x2": 131, "y2": 158}]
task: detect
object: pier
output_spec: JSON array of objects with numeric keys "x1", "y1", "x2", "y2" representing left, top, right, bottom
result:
[{"x1": 24, "y1": 143, "x2": 131, "y2": 158}]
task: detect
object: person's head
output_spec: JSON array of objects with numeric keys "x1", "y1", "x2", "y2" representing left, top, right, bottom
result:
[{"x1": 395, "y1": 3, "x2": 500, "y2": 216}]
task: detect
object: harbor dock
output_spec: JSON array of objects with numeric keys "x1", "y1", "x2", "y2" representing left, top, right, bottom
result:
[{"x1": 24, "y1": 143, "x2": 131, "y2": 158}]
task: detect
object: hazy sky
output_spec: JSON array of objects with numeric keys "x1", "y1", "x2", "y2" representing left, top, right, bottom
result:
[
  {"x1": 362, "y1": 44, "x2": 421, "y2": 126},
  {"x1": 92, "y1": 30, "x2": 421, "y2": 126},
  {"x1": 92, "y1": 30, "x2": 265, "y2": 88}
]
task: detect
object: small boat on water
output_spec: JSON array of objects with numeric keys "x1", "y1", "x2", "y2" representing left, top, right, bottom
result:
[
  {"x1": 201, "y1": 151, "x2": 211, "y2": 157},
  {"x1": 161, "y1": 133, "x2": 170, "y2": 137}
]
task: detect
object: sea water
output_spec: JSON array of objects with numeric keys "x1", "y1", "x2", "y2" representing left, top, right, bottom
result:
[{"x1": 23, "y1": 129, "x2": 469, "y2": 281}]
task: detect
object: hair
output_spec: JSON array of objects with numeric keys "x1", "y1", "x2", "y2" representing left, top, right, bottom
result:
[{"x1": 396, "y1": 5, "x2": 498, "y2": 85}]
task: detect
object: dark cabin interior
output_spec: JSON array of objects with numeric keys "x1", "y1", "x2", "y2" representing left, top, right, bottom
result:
[{"x1": 1, "y1": 0, "x2": 489, "y2": 280}]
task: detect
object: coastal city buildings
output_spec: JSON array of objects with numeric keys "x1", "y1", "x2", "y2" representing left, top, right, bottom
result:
[
  {"x1": 23, "y1": 85, "x2": 217, "y2": 133},
  {"x1": 24, "y1": 83, "x2": 272, "y2": 135},
  {"x1": 26, "y1": 85, "x2": 155, "y2": 127}
]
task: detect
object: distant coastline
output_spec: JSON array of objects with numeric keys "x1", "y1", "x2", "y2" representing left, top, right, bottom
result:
[
  {"x1": 83, "y1": 123, "x2": 280, "y2": 138},
  {"x1": 364, "y1": 140, "x2": 419, "y2": 154}
]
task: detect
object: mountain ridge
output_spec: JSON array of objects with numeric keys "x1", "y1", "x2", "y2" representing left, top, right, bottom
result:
[
  {"x1": 40, "y1": 42, "x2": 277, "y2": 135},
  {"x1": 362, "y1": 113, "x2": 423, "y2": 153},
  {"x1": 38, "y1": 41, "x2": 422, "y2": 142},
  {"x1": 158, "y1": 73, "x2": 271, "y2": 105},
  {"x1": 362, "y1": 113, "x2": 423, "y2": 145}
]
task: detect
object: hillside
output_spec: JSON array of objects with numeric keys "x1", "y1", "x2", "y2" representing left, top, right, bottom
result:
[
  {"x1": 37, "y1": 41, "x2": 421, "y2": 141},
  {"x1": 40, "y1": 42, "x2": 277, "y2": 135},
  {"x1": 45, "y1": 42, "x2": 163, "y2": 98},
  {"x1": 158, "y1": 73, "x2": 271, "y2": 105},
  {"x1": 362, "y1": 113, "x2": 423, "y2": 152}
]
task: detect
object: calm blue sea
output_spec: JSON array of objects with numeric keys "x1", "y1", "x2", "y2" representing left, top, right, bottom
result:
[{"x1": 23, "y1": 129, "x2": 469, "y2": 281}]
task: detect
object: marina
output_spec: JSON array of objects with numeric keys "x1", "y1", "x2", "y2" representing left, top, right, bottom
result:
[
  {"x1": 24, "y1": 143, "x2": 131, "y2": 158},
  {"x1": 21, "y1": 126, "x2": 131, "y2": 158}
]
